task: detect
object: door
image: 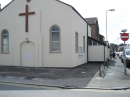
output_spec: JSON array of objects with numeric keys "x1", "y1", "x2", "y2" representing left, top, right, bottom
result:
[{"x1": 20, "y1": 41, "x2": 35, "y2": 67}]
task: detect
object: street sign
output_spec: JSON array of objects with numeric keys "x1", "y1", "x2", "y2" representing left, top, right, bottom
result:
[{"x1": 120, "y1": 33, "x2": 129, "y2": 41}]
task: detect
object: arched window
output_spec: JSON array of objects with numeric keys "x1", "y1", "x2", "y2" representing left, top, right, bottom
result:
[
  {"x1": 75, "y1": 32, "x2": 78, "y2": 52},
  {"x1": 50, "y1": 26, "x2": 60, "y2": 52},
  {"x1": 2, "y1": 30, "x2": 9, "y2": 53}
]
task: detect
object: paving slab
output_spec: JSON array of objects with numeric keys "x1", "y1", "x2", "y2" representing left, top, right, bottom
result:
[{"x1": 87, "y1": 57, "x2": 130, "y2": 89}]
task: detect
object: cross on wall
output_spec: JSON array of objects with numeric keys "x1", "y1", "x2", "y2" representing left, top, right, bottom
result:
[{"x1": 19, "y1": 5, "x2": 35, "y2": 32}]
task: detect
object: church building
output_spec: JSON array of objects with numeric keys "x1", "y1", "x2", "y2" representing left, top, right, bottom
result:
[{"x1": 0, "y1": 0, "x2": 91, "y2": 68}]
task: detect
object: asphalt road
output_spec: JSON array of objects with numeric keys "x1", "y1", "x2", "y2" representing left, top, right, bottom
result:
[
  {"x1": 0, "y1": 82, "x2": 59, "y2": 90},
  {"x1": 0, "y1": 89, "x2": 130, "y2": 97},
  {"x1": 1, "y1": 81, "x2": 130, "y2": 97}
]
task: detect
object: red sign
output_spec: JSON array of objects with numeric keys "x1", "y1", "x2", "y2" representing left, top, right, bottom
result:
[{"x1": 120, "y1": 33, "x2": 129, "y2": 41}]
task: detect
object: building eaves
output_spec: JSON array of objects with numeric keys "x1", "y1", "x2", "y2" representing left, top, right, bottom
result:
[
  {"x1": 56, "y1": 0, "x2": 90, "y2": 26},
  {"x1": 88, "y1": 36, "x2": 106, "y2": 46},
  {"x1": 85, "y1": 17, "x2": 97, "y2": 25},
  {"x1": 0, "y1": 0, "x2": 14, "y2": 12}
]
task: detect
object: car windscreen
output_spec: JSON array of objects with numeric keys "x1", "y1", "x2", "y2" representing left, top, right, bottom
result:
[{"x1": 126, "y1": 50, "x2": 130, "y2": 55}]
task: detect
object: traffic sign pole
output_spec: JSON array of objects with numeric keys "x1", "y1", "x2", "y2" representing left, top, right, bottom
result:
[
  {"x1": 124, "y1": 41, "x2": 126, "y2": 75},
  {"x1": 120, "y1": 32, "x2": 129, "y2": 75}
]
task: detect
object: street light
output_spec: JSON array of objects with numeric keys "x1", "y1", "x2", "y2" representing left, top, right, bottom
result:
[
  {"x1": 121, "y1": 29, "x2": 127, "y2": 32},
  {"x1": 117, "y1": 38, "x2": 120, "y2": 51},
  {"x1": 106, "y1": 9, "x2": 115, "y2": 67},
  {"x1": 121, "y1": 29, "x2": 127, "y2": 75},
  {"x1": 109, "y1": 9, "x2": 115, "y2": 11}
]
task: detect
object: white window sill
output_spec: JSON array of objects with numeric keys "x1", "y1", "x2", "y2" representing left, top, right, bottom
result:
[
  {"x1": 0, "y1": 52, "x2": 10, "y2": 54},
  {"x1": 49, "y1": 52, "x2": 62, "y2": 53}
]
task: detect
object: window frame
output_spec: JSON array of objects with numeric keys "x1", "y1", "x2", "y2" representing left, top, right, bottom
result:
[
  {"x1": 1, "y1": 30, "x2": 9, "y2": 54},
  {"x1": 49, "y1": 25, "x2": 61, "y2": 53}
]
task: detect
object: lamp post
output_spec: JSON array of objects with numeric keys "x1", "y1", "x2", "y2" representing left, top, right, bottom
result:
[
  {"x1": 121, "y1": 29, "x2": 127, "y2": 75},
  {"x1": 106, "y1": 9, "x2": 115, "y2": 67},
  {"x1": 117, "y1": 38, "x2": 120, "y2": 51}
]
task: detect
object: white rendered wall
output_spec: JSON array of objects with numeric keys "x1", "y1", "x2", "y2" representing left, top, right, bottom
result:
[
  {"x1": 41, "y1": 0, "x2": 73, "y2": 67},
  {"x1": 105, "y1": 47, "x2": 110, "y2": 60},
  {"x1": 0, "y1": 0, "x2": 92, "y2": 68},
  {"x1": 71, "y1": 9, "x2": 88, "y2": 67},
  {"x1": 88, "y1": 46, "x2": 104, "y2": 61},
  {"x1": 88, "y1": 25, "x2": 91, "y2": 37},
  {"x1": 0, "y1": 0, "x2": 43, "y2": 67},
  {"x1": 0, "y1": 0, "x2": 74, "y2": 67}
]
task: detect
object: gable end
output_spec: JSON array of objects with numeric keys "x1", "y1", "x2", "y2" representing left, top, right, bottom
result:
[{"x1": 56, "y1": 0, "x2": 90, "y2": 26}]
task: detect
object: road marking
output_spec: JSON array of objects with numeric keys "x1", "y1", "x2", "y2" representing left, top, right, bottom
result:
[
  {"x1": 0, "y1": 82, "x2": 62, "y2": 90},
  {"x1": 70, "y1": 89, "x2": 130, "y2": 93},
  {"x1": 1, "y1": 82, "x2": 130, "y2": 93}
]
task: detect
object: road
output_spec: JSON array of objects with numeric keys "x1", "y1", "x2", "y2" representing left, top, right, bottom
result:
[
  {"x1": 1, "y1": 57, "x2": 130, "y2": 97},
  {"x1": 1, "y1": 81, "x2": 130, "y2": 97},
  {"x1": 0, "y1": 89, "x2": 130, "y2": 97}
]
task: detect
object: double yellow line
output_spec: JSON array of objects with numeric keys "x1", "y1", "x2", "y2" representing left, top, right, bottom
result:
[{"x1": 0, "y1": 82, "x2": 62, "y2": 90}]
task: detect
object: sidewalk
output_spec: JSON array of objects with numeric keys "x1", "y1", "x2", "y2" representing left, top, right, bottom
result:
[
  {"x1": 0, "y1": 63, "x2": 101, "y2": 88},
  {"x1": 0, "y1": 58, "x2": 130, "y2": 89},
  {"x1": 87, "y1": 57, "x2": 130, "y2": 89}
]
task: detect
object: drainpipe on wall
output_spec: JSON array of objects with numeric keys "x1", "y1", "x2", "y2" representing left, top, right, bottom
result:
[
  {"x1": 104, "y1": 45, "x2": 106, "y2": 68},
  {"x1": 87, "y1": 24, "x2": 88, "y2": 63},
  {"x1": 104, "y1": 45, "x2": 105, "y2": 62}
]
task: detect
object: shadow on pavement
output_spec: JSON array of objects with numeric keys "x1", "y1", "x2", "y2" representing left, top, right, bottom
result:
[
  {"x1": 0, "y1": 63, "x2": 102, "y2": 87},
  {"x1": 109, "y1": 59, "x2": 116, "y2": 66}
]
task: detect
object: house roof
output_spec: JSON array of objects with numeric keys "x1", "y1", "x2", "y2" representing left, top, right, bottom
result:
[
  {"x1": 99, "y1": 34, "x2": 105, "y2": 38},
  {"x1": 0, "y1": 0, "x2": 90, "y2": 26},
  {"x1": 85, "y1": 17, "x2": 97, "y2": 25}
]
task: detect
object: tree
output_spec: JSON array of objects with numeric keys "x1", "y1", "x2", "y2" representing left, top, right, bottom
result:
[
  {"x1": 110, "y1": 43, "x2": 117, "y2": 51},
  {"x1": 119, "y1": 43, "x2": 124, "y2": 46}
]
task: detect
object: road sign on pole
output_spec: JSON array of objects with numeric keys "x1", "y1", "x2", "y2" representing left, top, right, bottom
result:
[
  {"x1": 120, "y1": 33, "x2": 129, "y2": 41},
  {"x1": 120, "y1": 32, "x2": 129, "y2": 75},
  {"x1": 121, "y1": 29, "x2": 128, "y2": 75}
]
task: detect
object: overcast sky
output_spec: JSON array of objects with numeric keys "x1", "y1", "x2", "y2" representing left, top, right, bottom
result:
[{"x1": 0, "y1": 0, "x2": 130, "y2": 45}]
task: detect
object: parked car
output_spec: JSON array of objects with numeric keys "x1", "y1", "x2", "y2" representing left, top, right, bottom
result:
[{"x1": 122, "y1": 49, "x2": 130, "y2": 68}]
